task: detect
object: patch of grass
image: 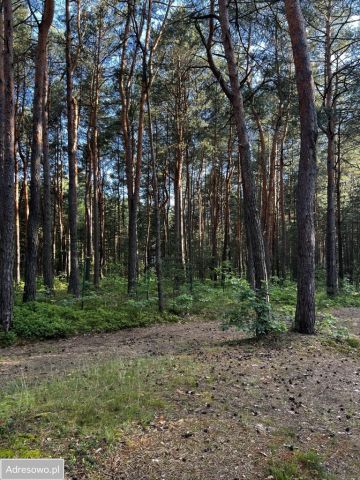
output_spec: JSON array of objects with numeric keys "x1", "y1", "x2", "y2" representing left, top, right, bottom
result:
[
  {"x1": 345, "y1": 335, "x2": 360, "y2": 348},
  {"x1": 322, "y1": 335, "x2": 360, "y2": 355},
  {"x1": 269, "y1": 460, "x2": 299, "y2": 480},
  {"x1": 268, "y1": 450, "x2": 332, "y2": 480},
  {"x1": 317, "y1": 287, "x2": 360, "y2": 310},
  {"x1": 296, "y1": 450, "x2": 327, "y2": 475},
  {"x1": 0, "y1": 355, "x2": 199, "y2": 464}
]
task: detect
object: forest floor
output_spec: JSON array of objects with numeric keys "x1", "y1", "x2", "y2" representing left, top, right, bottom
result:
[{"x1": 0, "y1": 308, "x2": 359, "y2": 480}]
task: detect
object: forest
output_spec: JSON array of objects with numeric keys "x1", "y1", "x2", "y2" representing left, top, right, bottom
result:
[{"x1": 0, "y1": 0, "x2": 359, "y2": 479}]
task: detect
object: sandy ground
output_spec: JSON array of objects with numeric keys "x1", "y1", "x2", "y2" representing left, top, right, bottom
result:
[
  {"x1": 0, "y1": 309, "x2": 359, "y2": 480},
  {"x1": 0, "y1": 319, "x2": 244, "y2": 387}
]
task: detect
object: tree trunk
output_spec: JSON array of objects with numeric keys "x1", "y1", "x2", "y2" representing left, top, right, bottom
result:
[
  {"x1": 14, "y1": 163, "x2": 20, "y2": 285},
  {"x1": 148, "y1": 98, "x2": 164, "y2": 312},
  {"x1": 173, "y1": 68, "x2": 186, "y2": 279},
  {"x1": 324, "y1": 5, "x2": 338, "y2": 296},
  {"x1": 218, "y1": 0, "x2": 268, "y2": 296},
  {"x1": 279, "y1": 138, "x2": 286, "y2": 280},
  {"x1": 285, "y1": 0, "x2": 318, "y2": 334},
  {"x1": 23, "y1": 0, "x2": 54, "y2": 302},
  {"x1": 14, "y1": 135, "x2": 21, "y2": 285},
  {"x1": 66, "y1": 0, "x2": 80, "y2": 296},
  {"x1": 250, "y1": 101, "x2": 267, "y2": 232},
  {"x1": 336, "y1": 122, "x2": 344, "y2": 281},
  {"x1": 0, "y1": 0, "x2": 15, "y2": 330},
  {"x1": 42, "y1": 51, "x2": 53, "y2": 292},
  {"x1": 84, "y1": 132, "x2": 93, "y2": 282},
  {"x1": 0, "y1": 9, "x2": 4, "y2": 203},
  {"x1": 222, "y1": 140, "x2": 233, "y2": 267},
  {"x1": 90, "y1": 71, "x2": 100, "y2": 288}
]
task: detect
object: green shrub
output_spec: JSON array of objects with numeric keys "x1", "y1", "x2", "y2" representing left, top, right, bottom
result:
[
  {"x1": 0, "y1": 330, "x2": 18, "y2": 347},
  {"x1": 223, "y1": 278, "x2": 287, "y2": 337},
  {"x1": 170, "y1": 293, "x2": 193, "y2": 316},
  {"x1": 2, "y1": 288, "x2": 180, "y2": 345},
  {"x1": 13, "y1": 303, "x2": 77, "y2": 339}
]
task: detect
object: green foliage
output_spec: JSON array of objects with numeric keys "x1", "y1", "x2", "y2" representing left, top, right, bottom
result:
[
  {"x1": 223, "y1": 277, "x2": 287, "y2": 337},
  {"x1": 0, "y1": 330, "x2": 18, "y2": 347},
  {"x1": 268, "y1": 460, "x2": 298, "y2": 480},
  {"x1": 269, "y1": 281, "x2": 297, "y2": 319},
  {"x1": 316, "y1": 281, "x2": 360, "y2": 310},
  {"x1": 171, "y1": 293, "x2": 193, "y2": 316},
  {"x1": 13, "y1": 303, "x2": 78, "y2": 339},
  {"x1": 316, "y1": 313, "x2": 348, "y2": 339},
  {"x1": 5, "y1": 274, "x2": 360, "y2": 346},
  {"x1": 2, "y1": 277, "x2": 178, "y2": 345},
  {"x1": 345, "y1": 336, "x2": 360, "y2": 348}
]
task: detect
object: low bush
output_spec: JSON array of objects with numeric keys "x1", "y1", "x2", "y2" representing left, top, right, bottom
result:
[
  {"x1": 2, "y1": 274, "x2": 359, "y2": 346},
  {"x1": 223, "y1": 277, "x2": 287, "y2": 337}
]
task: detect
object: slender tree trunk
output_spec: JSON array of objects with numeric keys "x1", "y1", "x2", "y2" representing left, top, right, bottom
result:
[
  {"x1": 218, "y1": 0, "x2": 268, "y2": 297},
  {"x1": 236, "y1": 153, "x2": 243, "y2": 277},
  {"x1": 279, "y1": 138, "x2": 286, "y2": 280},
  {"x1": 250, "y1": 102, "x2": 267, "y2": 231},
  {"x1": 210, "y1": 165, "x2": 219, "y2": 281},
  {"x1": 174, "y1": 69, "x2": 186, "y2": 277},
  {"x1": 14, "y1": 154, "x2": 20, "y2": 284},
  {"x1": 14, "y1": 86, "x2": 21, "y2": 284},
  {"x1": 222, "y1": 128, "x2": 233, "y2": 268},
  {"x1": 66, "y1": 0, "x2": 80, "y2": 296},
  {"x1": 119, "y1": 6, "x2": 136, "y2": 294},
  {"x1": 336, "y1": 123, "x2": 344, "y2": 281},
  {"x1": 0, "y1": 0, "x2": 15, "y2": 330},
  {"x1": 324, "y1": 5, "x2": 338, "y2": 296},
  {"x1": 90, "y1": 74, "x2": 100, "y2": 288},
  {"x1": 266, "y1": 111, "x2": 282, "y2": 273},
  {"x1": 148, "y1": 98, "x2": 164, "y2": 311},
  {"x1": 186, "y1": 150, "x2": 194, "y2": 290},
  {"x1": 42, "y1": 51, "x2": 53, "y2": 291},
  {"x1": 18, "y1": 141, "x2": 29, "y2": 233},
  {"x1": 285, "y1": 0, "x2": 318, "y2": 334},
  {"x1": 84, "y1": 134, "x2": 92, "y2": 282},
  {"x1": 23, "y1": 0, "x2": 54, "y2": 302}
]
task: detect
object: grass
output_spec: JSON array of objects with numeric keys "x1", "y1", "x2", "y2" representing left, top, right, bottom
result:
[
  {"x1": 0, "y1": 355, "x2": 199, "y2": 468},
  {"x1": 269, "y1": 450, "x2": 333, "y2": 480}
]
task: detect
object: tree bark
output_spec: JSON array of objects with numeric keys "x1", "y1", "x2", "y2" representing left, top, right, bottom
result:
[
  {"x1": 148, "y1": 98, "x2": 164, "y2": 312},
  {"x1": 66, "y1": 0, "x2": 80, "y2": 296},
  {"x1": 285, "y1": 0, "x2": 318, "y2": 334},
  {"x1": 336, "y1": 122, "x2": 343, "y2": 281},
  {"x1": 0, "y1": 9, "x2": 4, "y2": 203},
  {"x1": 217, "y1": 0, "x2": 268, "y2": 295},
  {"x1": 23, "y1": 0, "x2": 54, "y2": 302},
  {"x1": 0, "y1": 0, "x2": 15, "y2": 330},
  {"x1": 324, "y1": 4, "x2": 338, "y2": 296},
  {"x1": 90, "y1": 39, "x2": 101, "y2": 288},
  {"x1": 42, "y1": 51, "x2": 54, "y2": 291}
]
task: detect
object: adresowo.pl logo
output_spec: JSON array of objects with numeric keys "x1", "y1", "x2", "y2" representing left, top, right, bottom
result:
[{"x1": 0, "y1": 459, "x2": 64, "y2": 480}]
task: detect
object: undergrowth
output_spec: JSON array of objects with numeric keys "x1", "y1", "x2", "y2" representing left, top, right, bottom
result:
[{"x1": 1, "y1": 273, "x2": 359, "y2": 346}]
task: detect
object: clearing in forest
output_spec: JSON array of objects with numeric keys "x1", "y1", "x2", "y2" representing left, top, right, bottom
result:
[{"x1": 0, "y1": 308, "x2": 359, "y2": 480}]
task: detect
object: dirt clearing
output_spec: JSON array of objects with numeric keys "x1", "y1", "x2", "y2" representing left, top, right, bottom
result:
[{"x1": 0, "y1": 309, "x2": 359, "y2": 479}]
